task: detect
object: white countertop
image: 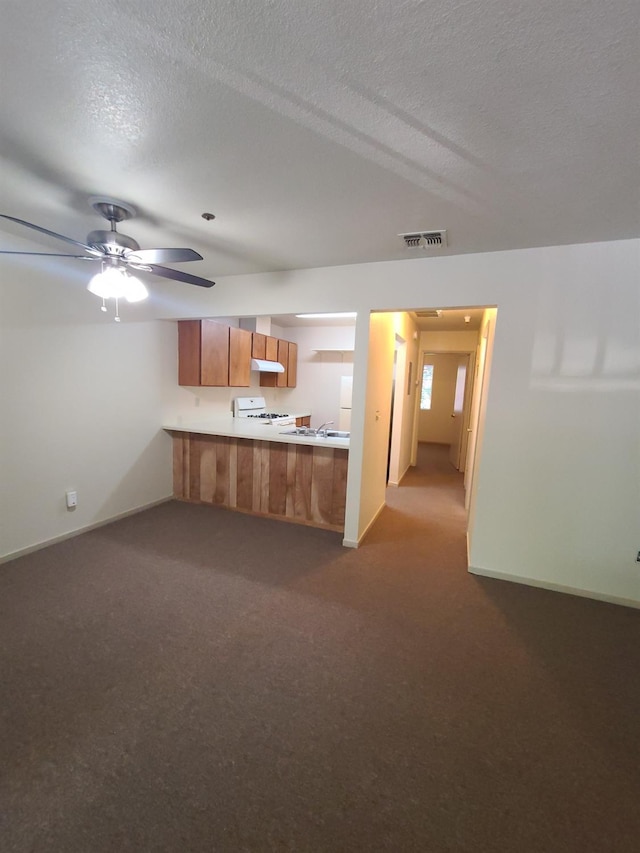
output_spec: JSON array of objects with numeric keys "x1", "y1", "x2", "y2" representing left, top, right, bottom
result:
[{"x1": 163, "y1": 416, "x2": 350, "y2": 449}]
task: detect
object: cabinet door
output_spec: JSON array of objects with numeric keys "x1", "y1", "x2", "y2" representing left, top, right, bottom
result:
[
  {"x1": 229, "y1": 327, "x2": 252, "y2": 386},
  {"x1": 287, "y1": 341, "x2": 297, "y2": 387},
  {"x1": 252, "y1": 333, "x2": 266, "y2": 359},
  {"x1": 201, "y1": 320, "x2": 230, "y2": 386},
  {"x1": 178, "y1": 320, "x2": 202, "y2": 386},
  {"x1": 260, "y1": 335, "x2": 283, "y2": 387},
  {"x1": 276, "y1": 339, "x2": 289, "y2": 387},
  {"x1": 265, "y1": 336, "x2": 279, "y2": 361}
]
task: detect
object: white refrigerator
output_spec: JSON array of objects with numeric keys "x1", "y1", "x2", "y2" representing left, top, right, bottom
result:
[{"x1": 339, "y1": 375, "x2": 353, "y2": 431}]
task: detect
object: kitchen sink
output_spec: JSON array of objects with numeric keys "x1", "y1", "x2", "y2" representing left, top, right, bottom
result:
[{"x1": 279, "y1": 427, "x2": 350, "y2": 439}]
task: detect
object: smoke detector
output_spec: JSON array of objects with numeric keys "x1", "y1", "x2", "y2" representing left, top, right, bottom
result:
[{"x1": 399, "y1": 230, "x2": 447, "y2": 249}]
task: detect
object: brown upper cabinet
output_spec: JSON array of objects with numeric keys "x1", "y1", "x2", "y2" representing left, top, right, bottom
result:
[
  {"x1": 287, "y1": 342, "x2": 298, "y2": 388},
  {"x1": 179, "y1": 320, "x2": 296, "y2": 388},
  {"x1": 253, "y1": 333, "x2": 284, "y2": 372},
  {"x1": 265, "y1": 336, "x2": 279, "y2": 361},
  {"x1": 260, "y1": 337, "x2": 298, "y2": 388},
  {"x1": 178, "y1": 320, "x2": 252, "y2": 387},
  {"x1": 252, "y1": 333, "x2": 266, "y2": 359},
  {"x1": 276, "y1": 339, "x2": 289, "y2": 387},
  {"x1": 177, "y1": 320, "x2": 203, "y2": 386},
  {"x1": 229, "y1": 327, "x2": 252, "y2": 386},
  {"x1": 178, "y1": 319, "x2": 228, "y2": 386}
]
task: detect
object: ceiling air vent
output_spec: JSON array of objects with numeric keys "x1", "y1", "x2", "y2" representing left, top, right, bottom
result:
[
  {"x1": 415, "y1": 309, "x2": 443, "y2": 319},
  {"x1": 399, "y1": 230, "x2": 447, "y2": 249}
]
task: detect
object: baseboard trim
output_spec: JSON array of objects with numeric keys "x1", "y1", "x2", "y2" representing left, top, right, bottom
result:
[
  {"x1": 0, "y1": 497, "x2": 173, "y2": 565},
  {"x1": 468, "y1": 564, "x2": 640, "y2": 611},
  {"x1": 343, "y1": 500, "x2": 386, "y2": 549},
  {"x1": 387, "y1": 462, "x2": 412, "y2": 489}
]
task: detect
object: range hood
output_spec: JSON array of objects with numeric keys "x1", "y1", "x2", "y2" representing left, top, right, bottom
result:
[{"x1": 250, "y1": 358, "x2": 285, "y2": 373}]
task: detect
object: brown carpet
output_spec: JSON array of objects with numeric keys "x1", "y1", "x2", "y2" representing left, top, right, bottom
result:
[{"x1": 1, "y1": 443, "x2": 639, "y2": 852}]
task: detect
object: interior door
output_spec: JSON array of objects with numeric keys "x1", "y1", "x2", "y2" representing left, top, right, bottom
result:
[{"x1": 448, "y1": 355, "x2": 469, "y2": 470}]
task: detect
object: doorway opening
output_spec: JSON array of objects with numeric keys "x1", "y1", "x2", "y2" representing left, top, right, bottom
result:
[
  {"x1": 414, "y1": 350, "x2": 474, "y2": 474},
  {"x1": 374, "y1": 306, "x2": 497, "y2": 557}
]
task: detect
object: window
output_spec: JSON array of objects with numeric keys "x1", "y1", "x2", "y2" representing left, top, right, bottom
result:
[{"x1": 420, "y1": 364, "x2": 434, "y2": 410}]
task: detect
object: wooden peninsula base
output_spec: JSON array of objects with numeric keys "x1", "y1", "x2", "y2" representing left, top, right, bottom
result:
[{"x1": 171, "y1": 432, "x2": 348, "y2": 532}]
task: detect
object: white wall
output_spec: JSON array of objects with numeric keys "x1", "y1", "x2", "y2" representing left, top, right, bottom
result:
[
  {"x1": 465, "y1": 309, "x2": 497, "y2": 521},
  {"x1": 3, "y1": 240, "x2": 639, "y2": 608},
  {"x1": 0, "y1": 262, "x2": 176, "y2": 559},
  {"x1": 356, "y1": 312, "x2": 396, "y2": 541},
  {"x1": 388, "y1": 312, "x2": 420, "y2": 486},
  {"x1": 280, "y1": 324, "x2": 355, "y2": 428},
  {"x1": 419, "y1": 330, "x2": 480, "y2": 352}
]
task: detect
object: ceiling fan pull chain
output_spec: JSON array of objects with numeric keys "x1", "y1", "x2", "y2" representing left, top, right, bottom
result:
[
  {"x1": 114, "y1": 296, "x2": 120, "y2": 322},
  {"x1": 100, "y1": 298, "x2": 107, "y2": 313}
]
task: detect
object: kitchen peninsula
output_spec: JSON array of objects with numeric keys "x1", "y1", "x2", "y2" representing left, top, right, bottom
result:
[{"x1": 164, "y1": 418, "x2": 349, "y2": 532}]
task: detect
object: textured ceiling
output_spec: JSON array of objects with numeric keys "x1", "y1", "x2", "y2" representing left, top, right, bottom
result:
[{"x1": 0, "y1": 0, "x2": 638, "y2": 281}]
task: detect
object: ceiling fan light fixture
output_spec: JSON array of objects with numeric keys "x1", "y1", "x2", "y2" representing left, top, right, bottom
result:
[
  {"x1": 122, "y1": 275, "x2": 149, "y2": 303},
  {"x1": 88, "y1": 266, "x2": 125, "y2": 299},
  {"x1": 88, "y1": 266, "x2": 148, "y2": 303}
]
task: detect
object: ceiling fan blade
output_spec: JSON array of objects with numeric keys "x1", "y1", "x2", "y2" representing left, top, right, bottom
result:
[
  {"x1": 125, "y1": 248, "x2": 203, "y2": 264},
  {"x1": 0, "y1": 214, "x2": 103, "y2": 256},
  {"x1": 146, "y1": 264, "x2": 215, "y2": 288},
  {"x1": 0, "y1": 250, "x2": 95, "y2": 258}
]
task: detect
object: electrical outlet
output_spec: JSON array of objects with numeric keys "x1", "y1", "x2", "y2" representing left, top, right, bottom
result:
[{"x1": 66, "y1": 490, "x2": 77, "y2": 509}]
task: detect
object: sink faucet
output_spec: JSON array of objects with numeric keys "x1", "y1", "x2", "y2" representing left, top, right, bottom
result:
[{"x1": 315, "y1": 420, "x2": 334, "y2": 436}]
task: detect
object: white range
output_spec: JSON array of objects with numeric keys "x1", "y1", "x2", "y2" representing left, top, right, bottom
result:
[{"x1": 233, "y1": 396, "x2": 296, "y2": 426}]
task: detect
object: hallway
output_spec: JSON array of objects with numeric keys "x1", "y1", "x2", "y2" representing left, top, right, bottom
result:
[{"x1": 368, "y1": 441, "x2": 468, "y2": 559}]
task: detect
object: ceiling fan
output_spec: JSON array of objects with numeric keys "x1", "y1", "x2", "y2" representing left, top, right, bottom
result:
[{"x1": 0, "y1": 197, "x2": 215, "y2": 320}]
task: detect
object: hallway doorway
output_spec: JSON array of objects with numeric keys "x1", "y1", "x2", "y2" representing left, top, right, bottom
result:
[
  {"x1": 345, "y1": 305, "x2": 496, "y2": 551},
  {"x1": 416, "y1": 351, "x2": 474, "y2": 474}
]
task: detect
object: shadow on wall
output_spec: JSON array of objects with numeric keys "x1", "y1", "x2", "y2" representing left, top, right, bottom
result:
[{"x1": 96, "y1": 430, "x2": 174, "y2": 521}]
